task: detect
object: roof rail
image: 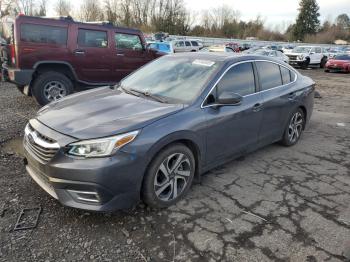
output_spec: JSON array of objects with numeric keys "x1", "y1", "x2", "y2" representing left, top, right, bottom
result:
[
  {"x1": 38, "y1": 16, "x2": 74, "y2": 21},
  {"x1": 83, "y1": 21, "x2": 113, "y2": 26}
]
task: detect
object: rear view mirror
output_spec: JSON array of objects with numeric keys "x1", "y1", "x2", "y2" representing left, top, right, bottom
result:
[{"x1": 217, "y1": 92, "x2": 242, "y2": 105}]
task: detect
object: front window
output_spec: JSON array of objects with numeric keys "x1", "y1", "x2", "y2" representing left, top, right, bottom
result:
[
  {"x1": 120, "y1": 56, "x2": 221, "y2": 104},
  {"x1": 292, "y1": 47, "x2": 312, "y2": 53},
  {"x1": 115, "y1": 33, "x2": 143, "y2": 50}
]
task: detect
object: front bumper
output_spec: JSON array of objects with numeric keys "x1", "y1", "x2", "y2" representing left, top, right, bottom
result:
[{"x1": 23, "y1": 120, "x2": 145, "y2": 212}]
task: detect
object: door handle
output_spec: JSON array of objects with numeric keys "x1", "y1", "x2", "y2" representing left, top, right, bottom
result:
[
  {"x1": 252, "y1": 103, "x2": 263, "y2": 112},
  {"x1": 74, "y1": 49, "x2": 85, "y2": 55}
]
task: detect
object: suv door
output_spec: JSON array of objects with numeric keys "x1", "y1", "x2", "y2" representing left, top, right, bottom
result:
[
  {"x1": 184, "y1": 41, "x2": 192, "y2": 52},
  {"x1": 174, "y1": 41, "x2": 185, "y2": 52},
  {"x1": 255, "y1": 61, "x2": 297, "y2": 144},
  {"x1": 203, "y1": 62, "x2": 264, "y2": 163},
  {"x1": 112, "y1": 32, "x2": 151, "y2": 81},
  {"x1": 314, "y1": 47, "x2": 323, "y2": 64},
  {"x1": 72, "y1": 27, "x2": 114, "y2": 83}
]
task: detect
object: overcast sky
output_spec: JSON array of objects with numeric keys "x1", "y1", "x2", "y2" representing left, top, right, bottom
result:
[{"x1": 47, "y1": 0, "x2": 350, "y2": 31}]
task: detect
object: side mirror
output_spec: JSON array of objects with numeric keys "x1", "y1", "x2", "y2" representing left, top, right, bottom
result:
[{"x1": 217, "y1": 92, "x2": 242, "y2": 105}]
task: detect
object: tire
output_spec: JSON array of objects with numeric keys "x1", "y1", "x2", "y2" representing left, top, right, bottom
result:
[
  {"x1": 325, "y1": 69, "x2": 330, "y2": 73},
  {"x1": 320, "y1": 57, "x2": 327, "y2": 68},
  {"x1": 280, "y1": 108, "x2": 305, "y2": 146},
  {"x1": 142, "y1": 144, "x2": 196, "y2": 208},
  {"x1": 16, "y1": 85, "x2": 25, "y2": 95},
  {"x1": 31, "y1": 71, "x2": 73, "y2": 105},
  {"x1": 301, "y1": 59, "x2": 310, "y2": 70}
]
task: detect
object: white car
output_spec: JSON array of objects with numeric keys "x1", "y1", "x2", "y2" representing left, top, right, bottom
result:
[
  {"x1": 286, "y1": 46, "x2": 328, "y2": 69},
  {"x1": 172, "y1": 40, "x2": 200, "y2": 53},
  {"x1": 254, "y1": 49, "x2": 289, "y2": 63}
]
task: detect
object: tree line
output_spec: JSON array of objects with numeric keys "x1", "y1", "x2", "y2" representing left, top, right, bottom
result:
[{"x1": 1, "y1": 0, "x2": 350, "y2": 43}]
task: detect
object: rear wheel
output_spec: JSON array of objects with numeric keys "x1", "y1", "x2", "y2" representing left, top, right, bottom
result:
[
  {"x1": 280, "y1": 108, "x2": 305, "y2": 146},
  {"x1": 32, "y1": 71, "x2": 73, "y2": 105},
  {"x1": 142, "y1": 144, "x2": 195, "y2": 208},
  {"x1": 320, "y1": 57, "x2": 327, "y2": 68},
  {"x1": 16, "y1": 85, "x2": 25, "y2": 95}
]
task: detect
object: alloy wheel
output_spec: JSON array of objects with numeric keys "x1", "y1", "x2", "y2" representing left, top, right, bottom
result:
[
  {"x1": 288, "y1": 112, "x2": 304, "y2": 143},
  {"x1": 43, "y1": 81, "x2": 67, "y2": 101},
  {"x1": 153, "y1": 153, "x2": 192, "y2": 202}
]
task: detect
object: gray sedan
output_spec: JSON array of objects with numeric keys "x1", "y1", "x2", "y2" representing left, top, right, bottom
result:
[{"x1": 23, "y1": 53, "x2": 315, "y2": 211}]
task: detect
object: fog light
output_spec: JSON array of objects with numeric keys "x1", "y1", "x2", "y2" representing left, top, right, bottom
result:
[{"x1": 67, "y1": 190, "x2": 101, "y2": 203}]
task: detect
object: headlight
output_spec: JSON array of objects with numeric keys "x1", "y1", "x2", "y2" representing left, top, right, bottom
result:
[{"x1": 68, "y1": 130, "x2": 139, "y2": 158}]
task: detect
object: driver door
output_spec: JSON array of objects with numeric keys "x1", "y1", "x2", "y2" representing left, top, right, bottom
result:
[{"x1": 203, "y1": 62, "x2": 264, "y2": 164}]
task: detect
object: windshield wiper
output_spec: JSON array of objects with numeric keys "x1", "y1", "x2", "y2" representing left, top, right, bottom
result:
[
  {"x1": 117, "y1": 84, "x2": 142, "y2": 97},
  {"x1": 129, "y1": 88, "x2": 168, "y2": 103}
]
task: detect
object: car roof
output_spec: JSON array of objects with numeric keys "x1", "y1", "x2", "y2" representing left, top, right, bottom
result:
[
  {"x1": 166, "y1": 52, "x2": 286, "y2": 64},
  {"x1": 16, "y1": 15, "x2": 142, "y2": 34}
]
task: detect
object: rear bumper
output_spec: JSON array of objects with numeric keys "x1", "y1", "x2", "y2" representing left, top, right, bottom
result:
[{"x1": 6, "y1": 68, "x2": 34, "y2": 86}]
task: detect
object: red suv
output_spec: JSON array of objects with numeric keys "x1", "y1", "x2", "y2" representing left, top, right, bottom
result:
[{"x1": 0, "y1": 15, "x2": 164, "y2": 105}]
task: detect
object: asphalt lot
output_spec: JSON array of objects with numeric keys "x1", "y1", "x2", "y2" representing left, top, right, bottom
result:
[{"x1": 0, "y1": 69, "x2": 349, "y2": 262}]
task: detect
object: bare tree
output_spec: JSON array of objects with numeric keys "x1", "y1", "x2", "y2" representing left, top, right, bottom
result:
[
  {"x1": 79, "y1": 0, "x2": 103, "y2": 22},
  {"x1": 54, "y1": 0, "x2": 71, "y2": 16},
  {"x1": 18, "y1": 0, "x2": 35, "y2": 15},
  {"x1": 0, "y1": 0, "x2": 20, "y2": 18},
  {"x1": 35, "y1": 0, "x2": 47, "y2": 16}
]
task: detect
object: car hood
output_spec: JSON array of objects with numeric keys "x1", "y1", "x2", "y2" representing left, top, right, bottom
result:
[
  {"x1": 328, "y1": 59, "x2": 350, "y2": 64},
  {"x1": 36, "y1": 87, "x2": 184, "y2": 140}
]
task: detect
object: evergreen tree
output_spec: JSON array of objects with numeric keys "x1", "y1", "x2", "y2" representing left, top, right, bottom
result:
[{"x1": 293, "y1": 0, "x2": 320, "y2": 40}]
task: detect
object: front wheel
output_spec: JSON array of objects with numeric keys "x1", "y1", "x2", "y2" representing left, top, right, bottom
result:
[
  {"x1": 301, "y1": 59, "x2": 309, "y2": 70},
  {"x1": 32, "y1": 71, "x2": 73, "y2": 105},
  {"x1": 280, "y1": 108, "x2": 305, "y2": 146},
  {"x1": 142, "y1": 144, "x2": 195, "y2": 208}
]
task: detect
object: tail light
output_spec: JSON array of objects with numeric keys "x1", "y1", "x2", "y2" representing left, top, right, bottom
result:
[{"x1": 9, "y1": 44, "x2": 16, "y2": 65}]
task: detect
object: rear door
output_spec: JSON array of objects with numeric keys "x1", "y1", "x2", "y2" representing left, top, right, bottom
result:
[
  {"x1": 71, "y1": 27, "x2": 114, "y2": 83},
  {"x1": 184, "y1": 41, "x2": 192, "y2": 52},
  {"x1": 256, "y1": 61, "x2": 297, "y2": 144},
  {"x1": 111, "y1": 32, "x2": 151, "y2": 81}
]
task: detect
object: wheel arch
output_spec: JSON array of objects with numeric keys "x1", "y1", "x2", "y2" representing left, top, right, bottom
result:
[
  {"x1": 32, "y1": 61, "x2": 77, "y2": 82},
  {"x1": 143, "y1": 131, "x2": 204, "y2": 185}
]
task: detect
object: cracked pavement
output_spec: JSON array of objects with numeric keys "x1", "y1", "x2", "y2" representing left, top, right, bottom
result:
[{"x1": 0, "y1": 69, "x2": 349, "y2": 261}]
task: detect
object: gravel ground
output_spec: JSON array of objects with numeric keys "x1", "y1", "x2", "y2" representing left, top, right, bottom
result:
[{"x1": 0, "y1": 69, "x2": 349, "y2": 262}]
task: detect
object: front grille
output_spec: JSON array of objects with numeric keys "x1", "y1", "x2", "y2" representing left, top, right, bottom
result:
[
  {"x1": 24, "y1": 124, "x2": 59, "y2": 163},
  {"x1": 287, "y1": 55, "x2": 298, "y2": 61}
]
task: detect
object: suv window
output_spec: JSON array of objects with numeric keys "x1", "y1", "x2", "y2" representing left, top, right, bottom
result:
[
  {"x1": 217, "y1": 62, "x2": 256, "y2": 97},
  {"x1": 280, "y1": 66, "x2": 292, "y2": 85},
  {"x1": 315, "y1": 47, "x2": 321, "y2": 53},
  {"x1": 115, "y1": 33, "x2": 143, "y2": 50},
  {"x1": 256, "y1": 61, "x2": 282, "y2": 90},
  {"x1": 20, "y1": 23, "x2": 67, "y2": 45},
  {"x1": 175, "y1": 41, "x2": 184, "y2": 47},
  {"x1": 78, "y1": 29, "x2": 107, "y2": 48},
  {"x1": 191, "y1": 41, "x2": 198, "y2": 46},
  {"x1": 185, "y1": 41, "x2": 191, "y2": 47}
]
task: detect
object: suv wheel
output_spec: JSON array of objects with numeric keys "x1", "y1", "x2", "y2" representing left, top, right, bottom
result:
[
  {"x1": 320, "y1": 57, "x2": 327, "y2": 68},
  {"x1": 142, "y1": 144, "x2": 195, "y2": 208},
  {"x1": 301, "y1": 58, "x2": 310, "y2": 70},
  {"x1": 32, "y1": 71, "x2": 73, "y2": 105}
]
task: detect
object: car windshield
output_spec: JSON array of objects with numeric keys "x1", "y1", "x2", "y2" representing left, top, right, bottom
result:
[
  {"x1": 293, "y1": 47, "x2": 312, "y2": 53},
  {"x1": 120, "y1": 56, "x2": 221, "y2": 104},
  {"x1": 334, "y1": 55, "x2": 350, "y2": 60}
]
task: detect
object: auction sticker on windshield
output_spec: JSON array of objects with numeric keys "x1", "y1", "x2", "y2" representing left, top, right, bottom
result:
[{"x1": 192, "y1": 60, "x2": 215, "y2": 67}]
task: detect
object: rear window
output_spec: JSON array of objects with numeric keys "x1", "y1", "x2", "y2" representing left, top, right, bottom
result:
[
  {"x1": 256, "y1": 61, "x2": 282, "y2": 90},
  {"x1": 78, "y1": 29, "x2": 108, "y2": 48},
  {"x1": 334, "y1": 55, "x2": 350, "y2": 60},
  {"x1": 20, "y1": 24, "x2": 67, "y2": 45},
  {"x1": 280, "y1": 66, "x2": 292, "y2": 85}
]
